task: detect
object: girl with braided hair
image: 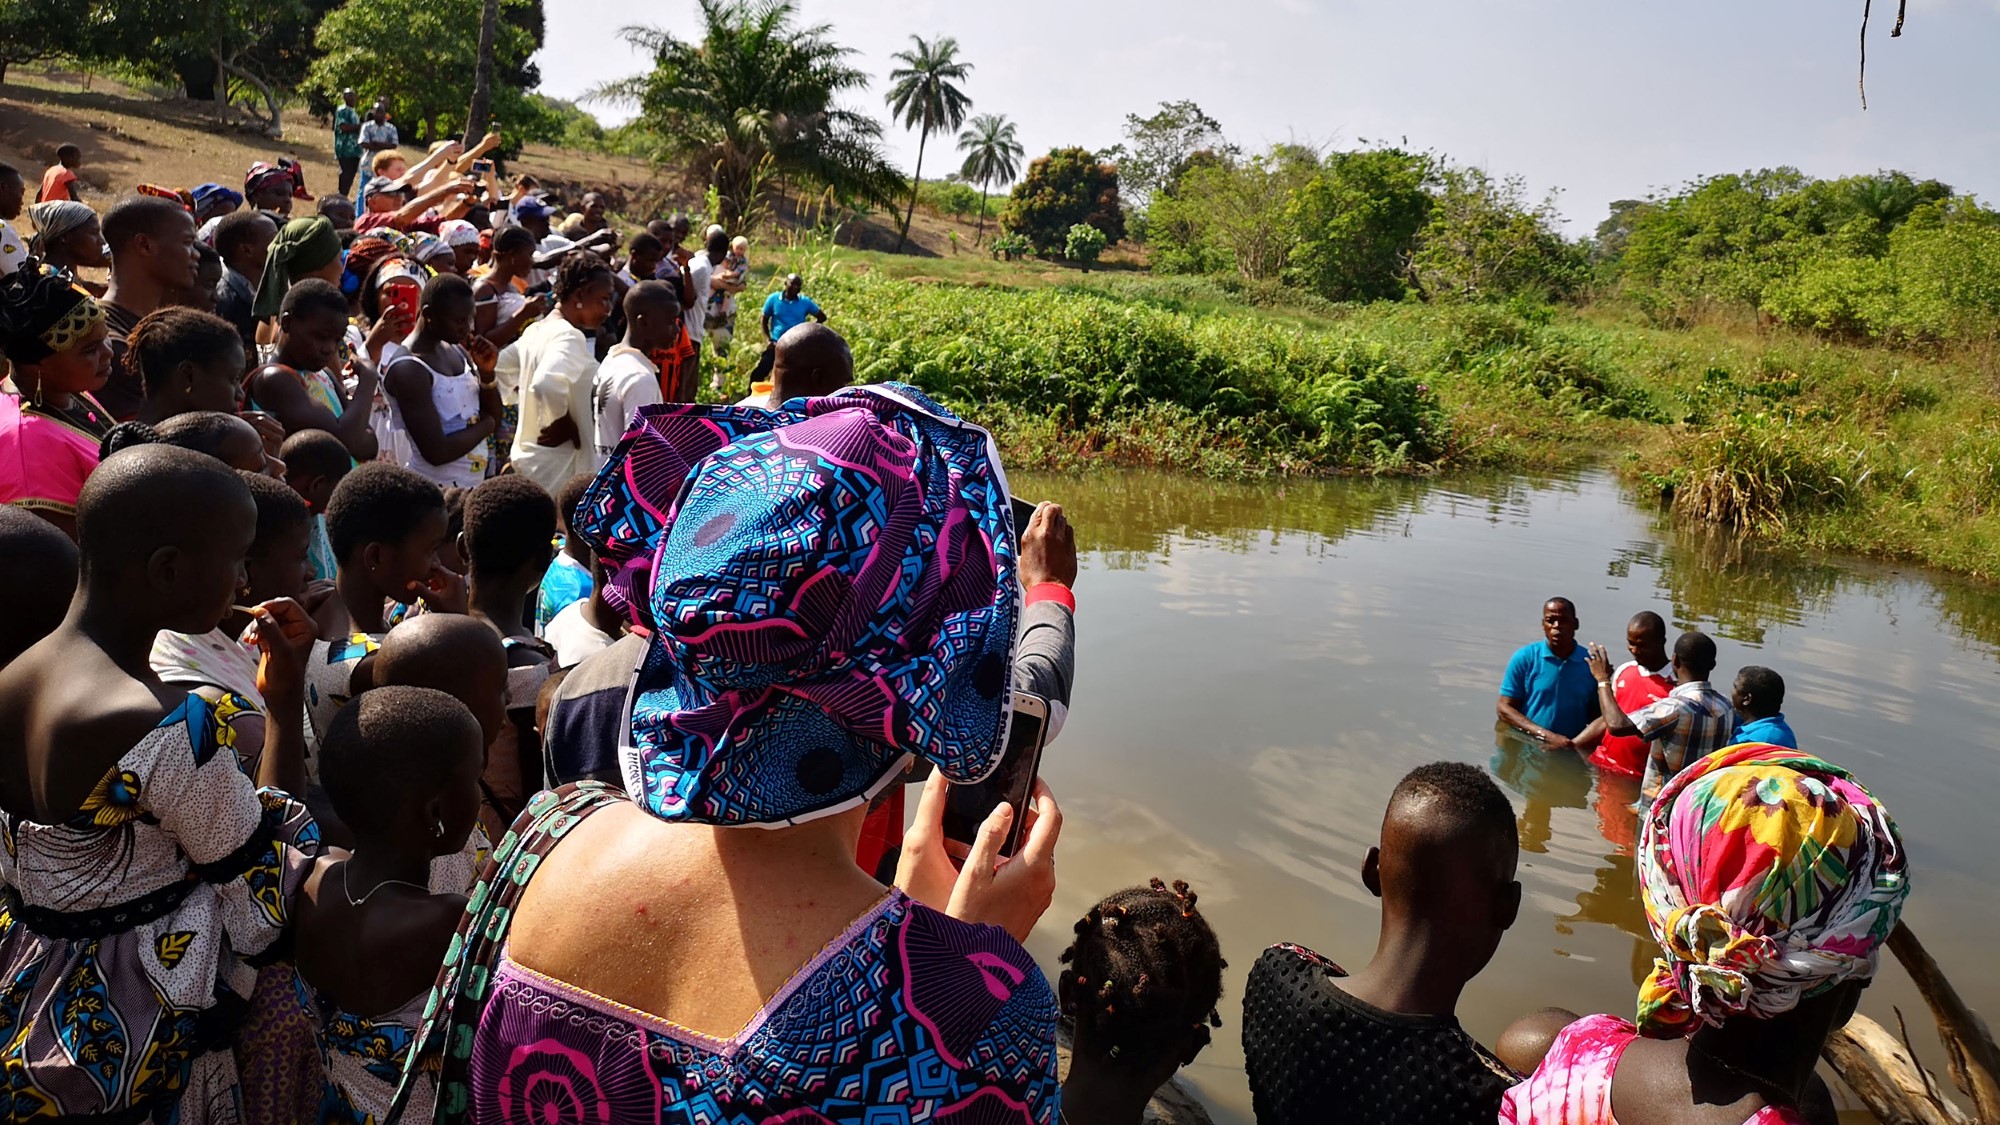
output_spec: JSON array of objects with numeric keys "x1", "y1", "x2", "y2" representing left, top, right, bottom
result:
[
  {"x1": 1059, "y1": 878, "x2": 1226, "y2": 1125},
  {"x1": 0, "y1": 260, "x2": 113, "y2": 537}
]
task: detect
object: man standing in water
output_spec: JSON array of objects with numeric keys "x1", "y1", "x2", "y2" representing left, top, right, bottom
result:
[
  {"x1": 1584, "y1": 611, "x2": 1674, "y2": 779},
  {"x1": 1498, "y1": 597, "x2": 1599, "y2": 750},
  {"x1": 1587, "y1": 630, "x2": 1735, "y2": 800}
]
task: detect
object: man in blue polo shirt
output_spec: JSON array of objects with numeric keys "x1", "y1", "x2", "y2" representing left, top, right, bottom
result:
[{"x1": 1498, "y1": 597, "x2": 1599, "y2": 750}]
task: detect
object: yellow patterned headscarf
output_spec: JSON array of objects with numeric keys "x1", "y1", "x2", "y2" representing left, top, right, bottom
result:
[
  {"x1": 0, "y1": 261, "x2": 104, "y2": 363},
  {"x1": 1635, "y1": 743, "x2": 1909, "y2": 1037}
]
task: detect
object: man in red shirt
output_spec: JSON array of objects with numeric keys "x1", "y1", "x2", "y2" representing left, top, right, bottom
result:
[{"x1": 1585, "y1": 611, "x2": 1673, "y2": 778}]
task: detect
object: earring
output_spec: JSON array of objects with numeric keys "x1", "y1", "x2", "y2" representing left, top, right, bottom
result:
[{"x1": 433, "y1": 819, "x2": 446, "y2": 840}]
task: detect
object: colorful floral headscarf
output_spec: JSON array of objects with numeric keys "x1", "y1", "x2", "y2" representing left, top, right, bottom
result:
[{"x1": 1636, "y1": 744, "x2": 1910, "y2": 1036}]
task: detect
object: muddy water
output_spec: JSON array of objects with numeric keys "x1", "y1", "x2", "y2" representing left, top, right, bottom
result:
[{"x1": 1009, "y1": 468, "x2": 2000, "y2": 1124}]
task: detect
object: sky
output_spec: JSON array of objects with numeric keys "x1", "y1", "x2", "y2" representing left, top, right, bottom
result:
[{"x1": 534, "y1": 0, "x2": 2000, "y2": 234}]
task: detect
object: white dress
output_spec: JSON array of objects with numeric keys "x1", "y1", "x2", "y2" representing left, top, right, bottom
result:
[{"x1": 381, "y1": 341, "x2": 488, "y2": 489}]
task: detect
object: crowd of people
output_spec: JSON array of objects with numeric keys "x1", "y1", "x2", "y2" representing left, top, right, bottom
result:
[{"x1": 0, "y1": 113, "x2": 1919, "y2": 1125}]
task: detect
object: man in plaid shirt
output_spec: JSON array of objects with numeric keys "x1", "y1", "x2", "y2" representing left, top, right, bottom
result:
[{"x1": 1587, "y1": 631, "x2": 1736, "y2": 801}]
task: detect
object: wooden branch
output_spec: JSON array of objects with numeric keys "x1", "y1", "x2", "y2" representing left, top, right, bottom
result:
[
  {"x1": 1825, "y1": 1015, "x2": 1971, "y2": 1125},
  {"x1": 1888, "y1": 923, "x2": 2000, "y2": 1122}
]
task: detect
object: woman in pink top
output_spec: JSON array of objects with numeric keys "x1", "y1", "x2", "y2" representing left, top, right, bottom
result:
[
  {"x1": 1500, "y1": 745, "x2": 1910, "y2": 1125},
  {"x1": 0, "y1": 261, "x2": 114, "y2": 538}
]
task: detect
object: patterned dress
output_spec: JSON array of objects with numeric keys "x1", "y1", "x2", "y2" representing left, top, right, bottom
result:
[
  {"x1": 392, "y1": 785, "x2": 1061, "y2": 1125},
  {"x1": 0, "y1": 694, "x2": 319, "y2": 1122},
  {"x1": 1500, "y1": 1014, "x2": 1809, "y2": 1124},
  {"x1": 314, "y1": 986, "x2": 429, "y2": 1125}
]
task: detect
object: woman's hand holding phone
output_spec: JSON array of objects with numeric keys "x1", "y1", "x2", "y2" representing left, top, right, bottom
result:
[{"x1": 897, "y1": 771, "x2": 1063, "y2": 943}]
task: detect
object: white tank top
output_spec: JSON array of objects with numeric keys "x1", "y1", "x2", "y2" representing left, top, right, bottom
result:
[{"x1": 380, "y1": 341, "x2": 488, "y2": 489}]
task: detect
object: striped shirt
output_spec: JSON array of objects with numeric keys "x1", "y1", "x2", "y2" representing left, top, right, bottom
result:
[{"x1": 1634, "y1": 680, "x2": 1737, "y2": 798}]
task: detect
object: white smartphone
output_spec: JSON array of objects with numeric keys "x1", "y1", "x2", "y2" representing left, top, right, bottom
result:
[{"x1": 942, "y1": 691, "x2": 1051, "y2": 858}]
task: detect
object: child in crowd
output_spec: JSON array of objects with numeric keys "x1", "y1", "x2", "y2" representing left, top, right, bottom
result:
[
  {"x1": 544, "y1": 554, "x2": 620, "y2": 667},
  {"x1": 280, "y1": 426, "x2": 356, "y2": 583},
  {"x1": 295, "y1": 686, "x2": 485, "y2": 1125},
  {"x1": 309, "y1": 462, "x2": 463, "y2": 751},
  {"x1": 0, "y1": 504, "x2": 78, "y2": 666},
  {"x1": 460, "y1": 474, "x2": 558, "y2": 838},
  {"x1": 104, "y1": 410, "x2": 284, "y2": 477},
  {"x1": 1732, "y1": 665, "x2": 1798, "y2": 748},
  {"x1": 535, "y1": 471, "x2": 595, "y2": 634},
  {"x1": 439, "y1": 483, "x2": 468, "y2": 574},
  {"x1": 39, "y1": 143, "x2": 82, "y2": 203},
  {"x1": 368, "y1": 613, "x2": 506, "y2": 894},
  {"x1": 126, "y1": 305, "x2": 246, "y2": 426},
  {"x1": 591, "y1": 280, "x2": 684, "y2": 466},
  {"x1": 151, "y1": 471, "x2": 313, "y2": 772},
  {"x1": 1058, "y1": 879, "x2": 1227, "y2": 1125},
  {"x1": 1242, "y1": 761, "x2": 1522, "y2": 1125},
  {"x1": 382, "y1": 272, "x2": 500, "y2": 490},
  {"x1": 249, "y1": 278, "x2": 381, "y2": 462},
  {"x1": 0, "y1": 444, "x2": 317, "y2": 1120},
  {"x1": 704, "y1": 233, "x2": 749, "y2": 357}
]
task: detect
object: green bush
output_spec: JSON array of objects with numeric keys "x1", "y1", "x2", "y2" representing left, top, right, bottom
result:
[
  {"x1": 1065, "y1": 223, "x2": 1108, "y2": 270},
  {"x1": 808, "y1": 272, "x2": 1447, "y2": 474}
]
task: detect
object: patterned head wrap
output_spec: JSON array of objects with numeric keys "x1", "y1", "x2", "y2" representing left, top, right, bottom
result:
[
  {"x1": 26, "y1": 201, "x2": 96, "y2": 256},
  {"x1": 245, "y1": 159, "x2": 312, "y2": 202},
  {"x1": 438, "y1": 219, "x2": 480, "y2": 249},
  {"x1": 573, "y1": 384, "x2": 1022, "y2": 828},
  {"x1": 1636, "y1": 744, "x2": 1910, "y2": 1036},
  {"x1": 0, "y1": 260, "x2": 105, "y2": 363},
  {"x1": 190, "y1": 183, "x2": 242, "y2": 215},
  {"x1": 253, "y1": 217, "x2": 344, "y2": 319},
  {"x1": 136, "y1": 183, "x2": 194, "y2": 210}
]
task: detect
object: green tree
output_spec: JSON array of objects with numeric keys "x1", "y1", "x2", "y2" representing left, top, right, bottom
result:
[
  {"x1": 590, "y1": 0, "x2": 903, "y2": 226},
  {"x1": 307, "y1": 0, "x2": 541, "y2": 143},
  {"x1": 1002, "y1": 147, "x2": 1125, "y2": 256},
  {"x1": 1102, "y1": 99, "x2": 1235, "y2": 209},
  {"x1": 884, "y1": 34, "x2": 972, "y2": 254},
  {"x1": 1284, "y1": 146, "x2": 1437, "y2": 302},
  {"x1": 956, "y1": 113, "x2": 1023, "y2": 245},
  {"x1": 1146, "y1": 147, "x2": 1317, "y2": 280},
  {"x1": 0, "y1": 0, "x2": 86, "y2": 85},
  {"x1": 1409, "y1": 168, "x2": 1586, "y2": 302},
  {"x1": 1065, "y1": 222, "x2": 1107, "y2": 271}
]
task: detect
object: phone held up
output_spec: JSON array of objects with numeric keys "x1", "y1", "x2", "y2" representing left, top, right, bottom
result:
[{"x1": 942, "y1": 690, "x2": 1052, "y2": 858}]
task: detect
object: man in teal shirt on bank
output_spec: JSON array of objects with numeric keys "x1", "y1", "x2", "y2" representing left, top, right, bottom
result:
[
  {"x1": 333, "y1": 88, "x2": 363, "y2": 199},
  {"x1": 1497, "y1": 596, "x2": 1600, "y2": 750},
  {"x1": 750, "y1": 274, "x2": 828, "y2": 385}
]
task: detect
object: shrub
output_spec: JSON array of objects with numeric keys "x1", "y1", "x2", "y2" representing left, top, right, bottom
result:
[{"x1": 1065, "y1": 223, "x2": 1108, "y2": 271}]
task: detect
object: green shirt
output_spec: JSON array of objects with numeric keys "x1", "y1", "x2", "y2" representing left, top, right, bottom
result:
[{"x1": 334, "y1": 105, "x2": 361, "y2": 159}]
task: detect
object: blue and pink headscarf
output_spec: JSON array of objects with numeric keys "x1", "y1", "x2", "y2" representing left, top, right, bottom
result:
[{"x1": 573, "y1": 383, "x2": 1022, "y2": 827}]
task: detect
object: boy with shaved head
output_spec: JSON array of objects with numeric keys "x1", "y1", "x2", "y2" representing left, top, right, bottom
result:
[{"x1": 1243, "y1": 762, "x2": 1522, "y2": 1125}]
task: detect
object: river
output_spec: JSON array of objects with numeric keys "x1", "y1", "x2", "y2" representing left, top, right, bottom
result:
[{"x1": 1008, "y1": 467, "x2": 2000, "y2": 1124}]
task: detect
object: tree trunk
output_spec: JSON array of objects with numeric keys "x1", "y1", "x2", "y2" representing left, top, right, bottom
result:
[
  {"x1": 465, "y1": 0, "x2": 500, "y2": 141},
  {"x1": 974, "y1": 183, "x2": 988, "y2": 245},
  {"x1": 218, "y1": 54, "x2": 283, "y2": 137},
  {"x1": 896, "y1": 129, "x2": 928, "y2": 255},
  {"x1": 211, "y1": 44, "x2": 228, "y2": 125}
]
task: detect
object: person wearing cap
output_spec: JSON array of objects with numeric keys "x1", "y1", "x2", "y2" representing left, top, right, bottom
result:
[
  {"x1": 424, "y1": 385, "x2": 1068, "y2": 1123},
  {"x1": 334, "y1": 88, "x2": 364, "y2": 198},
  {"x1": 512, "y1": 195, "x2": 554, "y2": 244},
  {"x1": 356, "y1": 175, "x2": 473, "y2": 235}
]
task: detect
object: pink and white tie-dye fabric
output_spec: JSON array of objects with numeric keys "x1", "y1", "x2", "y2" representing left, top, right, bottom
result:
[{"x1": 1499, "y1": 1014, "x2": 1809, "y2": 1125}]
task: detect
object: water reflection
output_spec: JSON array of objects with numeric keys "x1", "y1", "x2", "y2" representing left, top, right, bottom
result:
[{"x1": 1010, "y1": 468, "x2": 2000, "y2": 1125}]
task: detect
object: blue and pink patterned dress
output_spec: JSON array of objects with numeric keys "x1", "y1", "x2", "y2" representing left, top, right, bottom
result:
[{"x1": 395, "y1": 784, "x2": 1061, "y2": 1125}]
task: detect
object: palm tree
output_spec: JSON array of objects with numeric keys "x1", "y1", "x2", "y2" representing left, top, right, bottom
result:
[
  {"x1": 464, "y1": 0, "x2": 501, "y2": 140},
  {"x1": 589, "y1": 0, "x2": 904, "y2": 226},
  {"x1": 884, "y1": 35, "x2": 971, "y2": 254},
  {"x1": 956, "y1": 113, "x2": 1022, "y2": 246}
]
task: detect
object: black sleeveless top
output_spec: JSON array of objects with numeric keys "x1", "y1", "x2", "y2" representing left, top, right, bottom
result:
[{"x1": 1241, "y1": 943, "x2": 1517, "y2": 1125}]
